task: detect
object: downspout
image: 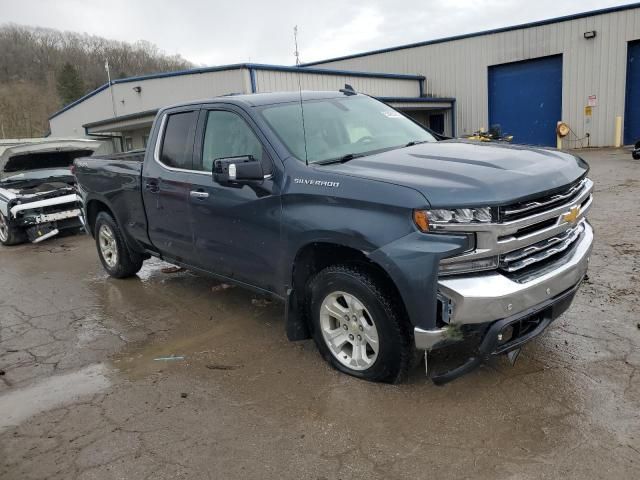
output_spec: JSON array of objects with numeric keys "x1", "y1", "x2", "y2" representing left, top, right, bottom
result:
[
  {"x1": 249, "y1": 67, "x2": 257, "y2": 93},
  {"x1": 451, "y1": 99, "x2": 457, "y2": 138}
]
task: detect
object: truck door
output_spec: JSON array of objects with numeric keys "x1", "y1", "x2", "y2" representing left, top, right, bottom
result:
[
  {"x1": 188, "y1": 106, "x2": 282, "y2": 292},
  {"x1": 142, "y1": 108, "x2": 200, "y2": 264}
]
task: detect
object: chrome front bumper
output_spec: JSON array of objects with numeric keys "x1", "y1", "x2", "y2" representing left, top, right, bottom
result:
[{"x1": 415, "y1": 221, "x2": 593, "y2": 350}]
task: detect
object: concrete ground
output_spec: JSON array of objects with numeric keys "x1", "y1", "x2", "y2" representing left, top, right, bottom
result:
[{"x1": 1, "y1": 148, "x2": 639, "y2": 479}]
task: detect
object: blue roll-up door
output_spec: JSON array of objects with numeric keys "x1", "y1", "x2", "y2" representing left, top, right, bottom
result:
[
  {"x1": 488, "y1": 55, "x2": 563, "y2": 146},
  {"x1": 624, "y1": 40, "x2": 640, "y2": 145}
]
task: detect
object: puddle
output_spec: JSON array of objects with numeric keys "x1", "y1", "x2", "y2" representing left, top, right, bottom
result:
[{"x1": 0, "y1": 364, "x2": 111, "y2": 432}]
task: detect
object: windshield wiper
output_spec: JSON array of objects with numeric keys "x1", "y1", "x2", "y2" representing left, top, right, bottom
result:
[
  {"x1": 404, "y1": 140, "x2": 429, "y2": 147},
  {"x1": 315, "y1": 153, "x2": 365, "y2": 165}
]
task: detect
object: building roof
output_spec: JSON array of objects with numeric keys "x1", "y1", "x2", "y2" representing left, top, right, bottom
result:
[
  {"x1": 49, "y1": 63, "x2": 425, "y2": 121},
  {"x1": 300, "y1": 2, "x2": 640, "y2": 66}
]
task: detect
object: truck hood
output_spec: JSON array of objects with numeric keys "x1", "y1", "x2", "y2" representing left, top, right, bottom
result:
[
  {"x1": 0, "y1": 139, "x2": 101, "y2": 180},
  {"x1": 320, "y1": 140, "x2": 589, "y2": 208}
]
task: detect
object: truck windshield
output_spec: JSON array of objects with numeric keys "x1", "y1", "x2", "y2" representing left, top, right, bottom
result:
[{"x1": 259, "y1": 95, "x2": 436, "y2": 164}]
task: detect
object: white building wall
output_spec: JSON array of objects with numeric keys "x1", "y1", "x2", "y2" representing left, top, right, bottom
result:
[
  {"x1": 50, "y1": 68, "x2": 252, "y2": 138},
  {"x1": 113, "y1": 68, "x2": 249, "y2": 117},
  {"x1": 253, "y1": 70, "x2": 420, "y2": 97},
  {"x1": 309, "y1": 7, "x2": 640, "y2": 147},
  {"x1": 49, "y1": 88, "x2": 113, "y2": 137},
  {"x1": 49, "y1": 66, "x2": 423, "y2": 140}
]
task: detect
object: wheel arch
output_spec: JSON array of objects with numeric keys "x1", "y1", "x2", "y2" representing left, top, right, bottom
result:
[
  {"x1": 85, "y1": 199, "x2": 116, "y2": 237},
  {"x1": 285, "y1": 241, "x2": 408, "y2": 341}
]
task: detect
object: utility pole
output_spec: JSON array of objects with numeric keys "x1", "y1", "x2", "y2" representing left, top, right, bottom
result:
[
  {"x1": 294, "y1": 26, "x2": 301, "y2": 66},
  {"x1": 105, "y1": 59, "x2": 117, "y2": 118}
]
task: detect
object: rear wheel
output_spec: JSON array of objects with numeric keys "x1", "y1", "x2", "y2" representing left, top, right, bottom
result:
[
  {"x1": 308, "y1": 265, "x2": 412, "y2": 383},
  {"x1": 0, "y1": 212, "x2": 26, "y2": 246},
  {"x1": 633, "y1": 141, "x2": 640, "y2": 160},
  {"x1": 94, "y1": 212, "x2": 143, "y2": 278}
]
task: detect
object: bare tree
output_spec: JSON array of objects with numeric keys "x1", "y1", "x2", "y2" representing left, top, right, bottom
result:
[{"x1": 0, "y1": 24, "x2": 194, "y2": 138}]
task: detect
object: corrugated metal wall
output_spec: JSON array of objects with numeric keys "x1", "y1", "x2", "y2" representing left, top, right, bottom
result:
[
  {"x1": 253, "y1": 70, "x2": 420, "y2": 97},
  {"x1": 49, "y1": 89, "x2": 114, "y2": 137},
  {"x1": 50, "y1": 69, "x2": 251, "y2": 137},
  {"x1": 49, "y1": 67, "x2": 422, "y2": 138},
  {"x1": 309, "y1": 7, "x2": 640, "y2": 147}
]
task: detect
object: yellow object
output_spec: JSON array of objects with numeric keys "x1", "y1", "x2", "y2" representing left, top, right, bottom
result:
[
  {"x1": 584, "y1": 106, "x2": 592, "y2": 116},
  {"x1": 614, "y1": 116, "x2": 622, "y2": 147},
  {"x1": 563, "y1": 206, "x2": 580, "y2": 225},
  {"x1": 413, "y1": 210, "x2": 429, "y2": 232},
  {"x1": 556, "y1": 122, "x2": 570, "y2": 137}
]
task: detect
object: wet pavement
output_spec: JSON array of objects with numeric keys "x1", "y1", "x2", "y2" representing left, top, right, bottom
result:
[{"x1": 1, "y1": 148, "x2": 639, "y2": 479}]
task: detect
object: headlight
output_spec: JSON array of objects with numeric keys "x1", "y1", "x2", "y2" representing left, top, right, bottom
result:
[
  {"x1": 413, "y1": 207, "x2": 494, "y2": 232},
  {"x1": 412, "y1": 207, "x2": 498, "y2": 276},
  {"x1": 428, "y1": 207, "x2": 493, "y2": 224}
]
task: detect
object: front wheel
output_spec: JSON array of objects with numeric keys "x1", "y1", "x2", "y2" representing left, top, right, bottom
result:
[
  {"x1": 94, "y1": 212, "x2": 143, "y2": 278},
  {"x1": 0, "y1": 212, "x2": 26, "y2": 246},
  {"x1": 308, "y1": 265, "x2": 412, "y2": 383}
]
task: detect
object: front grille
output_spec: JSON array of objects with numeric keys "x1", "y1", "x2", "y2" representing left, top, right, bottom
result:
[
  {"x1": 500, "y1": 178, "x2": 588, "y2": 221},
  {"x1": 438, "y1": 177, "x2": 593, "y2": 281},
  {"x1": 499, "y1": 222, "x2": 584, "y2": 273}
]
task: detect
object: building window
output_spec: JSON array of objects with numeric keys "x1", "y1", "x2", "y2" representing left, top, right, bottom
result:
[{"x1": 124, "y1": 137, "x2": 133, "y2": 151}]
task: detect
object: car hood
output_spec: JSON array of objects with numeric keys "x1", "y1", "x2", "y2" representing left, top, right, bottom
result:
[
  {"x1": 0, "y1": 139, "x2": 101, "y2": 180},
  {"x1": 319, "y1": 140, "x2": 589, "y2": 208}
]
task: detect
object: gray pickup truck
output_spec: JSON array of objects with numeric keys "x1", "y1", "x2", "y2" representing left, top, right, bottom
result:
[{"x1": 74, "y1": 90, "x2": 593, "y2": 384}]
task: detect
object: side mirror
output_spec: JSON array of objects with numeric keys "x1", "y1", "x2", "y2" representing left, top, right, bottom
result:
[{"x1": 213, "y1": 156, "x2": 264, "y2": 184}]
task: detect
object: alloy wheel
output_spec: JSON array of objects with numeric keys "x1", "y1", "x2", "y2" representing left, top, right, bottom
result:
[
  {"x1": 319, "y1": 291, "x2": 380, "y2": 370},
  {"x1": 98, "y1": 224, "x2": 118, "y2": 268}
]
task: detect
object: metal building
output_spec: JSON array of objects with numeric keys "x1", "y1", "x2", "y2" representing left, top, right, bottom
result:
[
  {"x1": 304, "y1": 3, "x2": 640, "y2": 147},
  {"x1": 49, "y1": 3, "x2": 640, "y2": 149},
  {"x1": 48, "y1": 64, "x2": 433, "y2": 152}
]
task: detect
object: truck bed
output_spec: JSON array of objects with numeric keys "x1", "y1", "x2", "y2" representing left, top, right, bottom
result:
[{"x1": 74, "y1": 154, "x2": 149, "y2": 251}]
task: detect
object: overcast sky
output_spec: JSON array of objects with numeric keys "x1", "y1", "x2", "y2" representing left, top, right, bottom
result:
[{"x1": 1, "y1": 0, "x2": 635, "y2": 66}]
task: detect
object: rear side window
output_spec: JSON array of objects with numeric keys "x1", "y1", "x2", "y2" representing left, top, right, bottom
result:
[{"x1": 160, "y1": 111, "x2": 198, "y2": 169}]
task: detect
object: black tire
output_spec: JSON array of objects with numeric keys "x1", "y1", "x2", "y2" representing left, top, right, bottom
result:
[
  {"x1": 307, "y1": 264, "x2": 412, "y2": 383},
  {"x1": 633, "y1": 151, "x2": 640, "y2": 160},
  {"x1": 94, "y1": 211, "x2": 143, "y2": 278},
  {"x1": 0, "y1": 212, "x2": 26, "y2": 246}
]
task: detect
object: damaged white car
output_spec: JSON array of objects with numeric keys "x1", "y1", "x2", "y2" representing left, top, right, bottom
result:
[{"x1": 0, "y1": 139, "x2": 101, "y2": 245}]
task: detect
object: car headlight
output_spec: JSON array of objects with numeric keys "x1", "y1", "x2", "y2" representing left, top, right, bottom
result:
[
  {"x1": 413, "y1": 207, "x2": 494, "y2": 232},
  {"x1": 412, "y1": 207, "x2": 498, "y2": 276}
]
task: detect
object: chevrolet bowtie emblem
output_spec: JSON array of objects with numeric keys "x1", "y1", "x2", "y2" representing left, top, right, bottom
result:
[{"x1": 563, "y1": 206, "x2": 580, "y2": 225}]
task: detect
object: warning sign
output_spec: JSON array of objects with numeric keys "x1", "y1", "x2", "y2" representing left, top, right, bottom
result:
[{"x1": 588, "y1": 95, "x2": 598, "y2": 107}]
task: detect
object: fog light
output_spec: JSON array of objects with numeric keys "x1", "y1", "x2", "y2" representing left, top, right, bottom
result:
[{"x1": 438, "y1": 256, "x2": 499, "y2": 276}]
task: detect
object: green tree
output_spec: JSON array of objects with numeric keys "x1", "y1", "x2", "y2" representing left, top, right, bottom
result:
[{"x1": 56, "y1": 63, "x2": 84, "y2": 106}]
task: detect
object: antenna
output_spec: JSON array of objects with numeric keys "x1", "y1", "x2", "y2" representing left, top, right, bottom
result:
[
  {"x1": 294, "y1": 25, "x2": 308, "y2": 164},
  {"x1": 294, "y1": 25, "x2": 301, "y2": 66},
  {"x1": 105, "y1": 59, "x2": 117, "y2": 118}
]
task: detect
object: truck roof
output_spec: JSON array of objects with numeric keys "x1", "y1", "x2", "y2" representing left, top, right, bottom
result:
[{"x1": 160, "y1": 90, "x2": 356, "y2": 113}]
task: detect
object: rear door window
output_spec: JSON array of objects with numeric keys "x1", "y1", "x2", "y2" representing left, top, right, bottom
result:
[{"x1": 160, "y1": 111, "x2": 198, "y2": 170}]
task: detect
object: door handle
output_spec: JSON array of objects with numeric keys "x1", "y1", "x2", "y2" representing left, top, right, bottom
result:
[
  {"x1": 190, "y1": 190, "x2": 209, "y2": 199},
  {"x1": 145, "y1": 181, "x2": 159, "y2": 193}
]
